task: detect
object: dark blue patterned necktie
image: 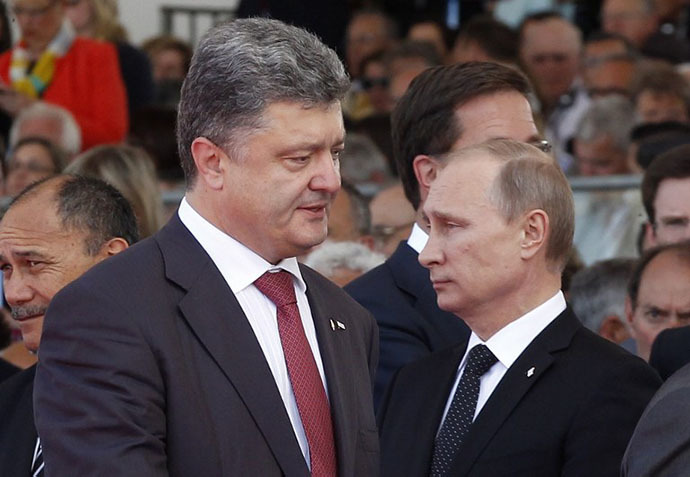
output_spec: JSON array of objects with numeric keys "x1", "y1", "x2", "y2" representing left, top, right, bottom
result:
[{"x1": 430, "y1": 344, "x2": 498, "y2": 477}]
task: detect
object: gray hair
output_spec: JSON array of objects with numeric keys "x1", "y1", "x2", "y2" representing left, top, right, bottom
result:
[
  {"x1": 340, "y1": 133, "x2": 391, "y2": 185},
  {"x1": 575, "y1": 95, "x2": 635, "y2": 152},
  {"x1": 9, "y1": 102, "x2": 82, "y2": 156},
  {"x1": 177, "y1": 17, "x2": 350, "y2": 185},
  {"x1": 569, "y1": 258, "x2": 636, "y2": 333},
  {"x1": 304, "y1": 240, "x2": 385, "y2": 278},
  {"x1": 10, "y1": 175, "x2": 139, "y2": 255}
]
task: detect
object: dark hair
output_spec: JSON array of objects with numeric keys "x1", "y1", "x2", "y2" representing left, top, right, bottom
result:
[
  {"x1": 391, "y1": 61, "x2": 532, "y2": 209},
  {"x1": 11, "y1": 175, "x2": 140, "y2": 254},
  {"x1": 11, "y1": 136, "x2": 68, "y2": 173},
  {"x1": 141, "y1": 35, "x2": 193, "y2": 75},
  {"x1": 454, "y1": 15, "x2": 518, "y2": 64},
  {"x1": 384, "y1": 39, "x2": 443, "y2": 72},
  {"x1": 642, "y1": 144, "x2": 690, "y2": 223},
  {"x1": 631, "y1": 61, "x2": 690, "y2": 109},
  {"x1": 628, "y1": 240, "x2": 690, "y2": 307},
  {"x1": 517, "y1": 10, "x2": 564, "y2": 38}
]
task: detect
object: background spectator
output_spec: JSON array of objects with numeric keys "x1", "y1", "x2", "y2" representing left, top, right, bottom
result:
[
  {"x1": 5, "y1": 136, "x2": 66, "y2": 196},
  {"x1": 66, "y1": 144, "x2": 164, "y2": 238}
]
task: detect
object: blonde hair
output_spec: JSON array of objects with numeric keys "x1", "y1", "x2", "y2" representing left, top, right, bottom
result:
[
  {"x1": 66, "y1": 145, "x2": 164, "y2": 237},
  {"x1": 448, "y1": 138, "x2": 574, "y2": 271},
  {"x1": 86, "y1": 0, "x2": 128, "y2": 43}
]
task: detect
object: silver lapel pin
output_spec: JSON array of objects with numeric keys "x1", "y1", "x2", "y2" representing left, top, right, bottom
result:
[
  {"x1": 329, "y1": 319, "x2": 336, "y2": 331},
  {"x1": 336, "y1": 320, "x2": 346, "y2": 330},
  {"x1": 526, "y1": 366, "x2": 535, "y2": 378}
]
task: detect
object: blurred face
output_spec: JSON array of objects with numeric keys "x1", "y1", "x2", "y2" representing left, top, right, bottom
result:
[
  {"x1": 214, "y1": 101, "x2": 344, "y2": 264},
  {"x1": 346, "y1": 14, "x2": 390, "y2": 77},
  {"x1": 152, "y1": 48, "x2": 187, "y2": 82},
  {"x1": 420, "y1": 157, "x2": 526, "y2": 333},
  {"x1": 574, "y1": 135, "x2": 630, "y2": 176},
  {"x1": 584, "y1": 59, "x2": 636, "y2": 98},
  {"x1": 370, "y1": 184, "x2": 416, "y2": 257},
  {"x1": 602, "y1": 0, "x2": 657, "y2": 47},
  {"x1": 627, "y1": 251, "x2": 690, "y2": 360},
  {"x1": 0, "y1": 188, "x2": 105, "y2": 352},
  {"x1": 651, "y1": 177, "x2": 690, "y2": 245},
  {"x1": 12, "y1": 0, "x2": 65, "y2": 54},
  {"x1": 636, "y1": 91, "x2": 689, "y2": 124},
  {"x1": 361, "y1": 60, "x2": 392, "y2": 113},
  {"x1": 407, "y1": 22, "x2": 446, "y2": 58},
  {"x1": 520, "y1": 19, "x2": 581, "y2": 106},
  {"x1": 64, "y1": 0, "x2": 93, "y2": 36},
  {"x1": 327, "y1": 189, "x2": 359, "y2": 242},
  {"x1": 5, "y1": 142, "x2": 57, "y2": 196}
]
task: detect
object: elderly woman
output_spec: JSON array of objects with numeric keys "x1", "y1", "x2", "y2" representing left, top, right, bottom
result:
[{"x1": 0, "y1": 0, "x2": 128, "y2": 151}]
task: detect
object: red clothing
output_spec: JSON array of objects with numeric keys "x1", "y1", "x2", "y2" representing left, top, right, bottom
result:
[{"x1": 0, "y1": 37, "x2": 128, "y2": 151}]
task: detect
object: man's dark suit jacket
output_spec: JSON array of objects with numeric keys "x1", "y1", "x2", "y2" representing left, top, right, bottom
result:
[
  {"x1": 622, "y1": 362, "x2": 690, "y2": 476},
  {"x1": 649, "y1": 325, "x2": 690, "y2": 380},
  {"x1": 0, "y1": 357, "x2": 18, "y2": 383},
  {"x1": 34, "y1": 215, "x2": 379, "y2": 476},
  {"x1": 378, "y1": 308, "x2": 661, "y2": 477},
  {"x1": 345, "y1": 241, "x2": 469, "y2": 408},
  {"x1": 0, "y1": 365, "x2": 36, "y2": 475}
]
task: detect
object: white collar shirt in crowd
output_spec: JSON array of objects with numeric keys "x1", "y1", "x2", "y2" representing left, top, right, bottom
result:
[
  {"x1": 178, "y1": 197, "x2": 328, "y2": 468},
  {"x1": 438, "y1": 291, "x2": 566, "y2": 432},
  {"x1": 407, "y1": 222, "x2": 428, "y2": 254}
]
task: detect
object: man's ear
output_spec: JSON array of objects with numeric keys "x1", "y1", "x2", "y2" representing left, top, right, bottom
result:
[
  {"x1": 598, "y1": 315, "x2": 631, "y2": 344},
  {"x1": 96, "y1": 237, "x2": 129, "y2": 261},
  {"x1": 190, "y1": 137, "x2": 226, "y2": 190},
  {"x1": 412, "y1": 154, "x2": 439, "y2": 204},
  {"x1": 519, "y1": 209, "x2": 548, "y2": 261}
]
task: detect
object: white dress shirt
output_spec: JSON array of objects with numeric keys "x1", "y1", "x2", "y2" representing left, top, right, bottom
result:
[
  {"x1": 178, "y1": 198, "x2": 327, "y2": 468},
  {"x1": 407, "y1": 223, "x2": 428, "y2": 254},
  {"x1": 438, "y1": 291, "x2": 566, "y2": 432}
]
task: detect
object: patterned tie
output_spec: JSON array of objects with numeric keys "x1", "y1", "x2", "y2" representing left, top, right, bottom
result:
[
  {"x1": 254, "y1": 270, "x2": 337, "y2": 477},
  {"x1": 430, "y1": 344, "x2": 498, "y2": 477},
  {"x1": 31, "y1": 437, "x2": 44, "y2": 477}
]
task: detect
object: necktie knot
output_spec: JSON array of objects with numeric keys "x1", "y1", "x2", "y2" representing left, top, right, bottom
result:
[
  {"x1": 464, "y1": 344, "x2": 497, "y2": 378},
  {"x1": 254, "y1": 270, "x2": 297, "y2": 307}
]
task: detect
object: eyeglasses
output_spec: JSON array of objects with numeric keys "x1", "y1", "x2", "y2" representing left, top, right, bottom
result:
[
  {"x1": 11, "y1": 0, "x2": 58, "y2": 19},
  {"x1": 531, "y1": 139, "x2": 552, "y2": 154},
  {"x1": 361, "y1": 77, "x2": 390, "y2": 90}
]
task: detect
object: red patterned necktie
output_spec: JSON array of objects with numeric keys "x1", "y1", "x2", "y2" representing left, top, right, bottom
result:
[{"x1": 254, "y1": 270, "x2": 337, "y2": 477}]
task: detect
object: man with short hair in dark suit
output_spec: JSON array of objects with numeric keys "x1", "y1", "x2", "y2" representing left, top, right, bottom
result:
[
  {"x1": 34, "y1": 18, "x2": 379, "y2": 477},
  {"x1": 0, "y1": 175, "x2": 138, "y2": 476},
  {"x1": 346, "y1": 61, "x2": 546, "y2": 407},
  {"x1": 378, "y1": 139, "x2": 661, "y2": 476}
]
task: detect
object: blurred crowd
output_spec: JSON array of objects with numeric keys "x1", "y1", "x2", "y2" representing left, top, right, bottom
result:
[{"x1": 0, "y1": 0, "x2": 689, "y2": 396}]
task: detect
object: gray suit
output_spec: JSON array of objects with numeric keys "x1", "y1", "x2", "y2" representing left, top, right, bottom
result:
[
  {"x1": 34, "y1": 214, "x2": 379, "y2": 476},
  {"x1": 622, "y1": 362, "x2": 690, "y2": 476}
]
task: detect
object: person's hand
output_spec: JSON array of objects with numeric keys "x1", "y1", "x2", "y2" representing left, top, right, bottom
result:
[{"x1": 0, "y1": 84, "x2": 35, "y2": 117}]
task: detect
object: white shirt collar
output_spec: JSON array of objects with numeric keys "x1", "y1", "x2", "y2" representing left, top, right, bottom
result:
[
  {"x1": 177, "y1": 197, "x2": 306, "y2": 295},
  {"x1": 406, "y1": 223, "x2": 428, "y2": 254},
  {"x1": 464, "y1": 291, "x2": 566, "y2": 370}
]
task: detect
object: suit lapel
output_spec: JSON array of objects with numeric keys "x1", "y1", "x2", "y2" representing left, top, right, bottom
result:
[
  {"x1": 156, "y1": 216, "x2": 309, "y2": 476},
  {"x1": 448, "y1": 309, "x2": 581, "y2": 476},
  {"x1": 301, "y1": 266, "x2": 357, "y2": 476}
]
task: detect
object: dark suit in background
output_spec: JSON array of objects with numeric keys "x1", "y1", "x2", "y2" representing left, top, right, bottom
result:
[
  {"x1": 379, "y1": 309, "x2": 661, "y2": 477},
  {"x1": 35, "y1": 215, "x2": 379, "y2": 476},
  {"x1": 345, "y1": 241, "x2": 469, "y2": 407},
  {"x1": 0, "y1": 358, "x2": 18, "y2": 383},
  {"x1": 0, "y1": 365, "x2": 36, "y2": 475},
  {"x1": 623, "y1": 362, "x2": 690, "y2": 476},
  {"x1": 649, "y1": 325, "x2": 690, "y2": 380}
]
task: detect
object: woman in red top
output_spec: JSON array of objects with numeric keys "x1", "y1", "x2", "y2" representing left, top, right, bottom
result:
[{"x1": 0, "y1": 0, "x2": 127, "y2": 151}]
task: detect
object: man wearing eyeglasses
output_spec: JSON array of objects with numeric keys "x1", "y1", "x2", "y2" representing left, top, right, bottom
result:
[{"x1": 345, "y1": 61, "x2": 551, "y2": 409}]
